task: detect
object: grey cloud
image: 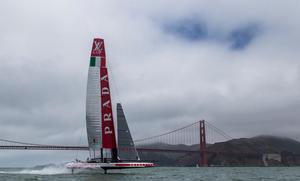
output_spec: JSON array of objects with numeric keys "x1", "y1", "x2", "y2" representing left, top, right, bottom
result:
[
  {"x1": 162, "y1": 18, "x2": 262, "y2": 50},
  {"x1": 0, "y1": 0, "x2": 300, "y2": 167}
]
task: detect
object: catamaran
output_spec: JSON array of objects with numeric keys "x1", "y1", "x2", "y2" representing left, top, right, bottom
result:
[{"x1": 66, "y1": 38, "x2": 154, "y2": 173}]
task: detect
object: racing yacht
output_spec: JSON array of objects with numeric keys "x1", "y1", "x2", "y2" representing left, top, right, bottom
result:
[{"x1": 66, "y1": 38, "x2": 154, "y2": 174}]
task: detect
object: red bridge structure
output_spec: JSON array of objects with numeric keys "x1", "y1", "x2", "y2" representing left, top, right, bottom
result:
[
  {"x1": 0, "y1": 120, "x2": 233, "y2": 166},
  {"x1": 133, "y1": 120, "x2": 232, "y2": 166}
]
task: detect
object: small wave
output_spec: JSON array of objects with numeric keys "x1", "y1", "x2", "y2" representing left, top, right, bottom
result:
[{"x1": 0, "y1": 165, "x2": 71, "y2": 175}]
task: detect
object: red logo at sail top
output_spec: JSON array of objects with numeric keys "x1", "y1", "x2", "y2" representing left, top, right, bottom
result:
[{"x1": 91, "y1": 38, "x2": 106, "y2": 57}]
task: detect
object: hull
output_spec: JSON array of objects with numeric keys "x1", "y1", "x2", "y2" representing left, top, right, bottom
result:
[{"x1": 65, "y1": 161, "x2": 154, "y2": 170}]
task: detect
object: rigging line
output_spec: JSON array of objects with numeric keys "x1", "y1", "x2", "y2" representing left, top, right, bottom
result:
[
  {"x1": 107, "y1": 61, "x2": 121, "y2": 104},
  {"x1": 75, "y1": 126, "x2": 85, "y2": 159},
  {"x1": 134, "y1": 121, "x2": 199, "y2": 142}
]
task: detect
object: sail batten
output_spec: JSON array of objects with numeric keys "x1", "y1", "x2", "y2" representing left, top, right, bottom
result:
[{"x1": 86, "y1": 61, "x2": 101, "y2": 158}]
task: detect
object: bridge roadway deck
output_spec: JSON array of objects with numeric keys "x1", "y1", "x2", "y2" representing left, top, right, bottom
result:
[
  {"x1": 0, "y1": 145, "x2": 199, "y2": 153},
  {"x1": 2, "y1": 145, "x2": 290, "y2": 157},
  {"x1": 0, "y1": 145, "x2": 89, "y2": 150}
]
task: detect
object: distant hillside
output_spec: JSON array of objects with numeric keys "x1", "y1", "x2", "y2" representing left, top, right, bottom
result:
[
  {"x1": 137, "y1": 143, "x2": 200, "y2": 166},
  {"x1": 138, "y1": 136, "x2": 300, "y2": 166},
  {"x1": 207, "y1": 135, "x2": 300, "y2": 166},
  {"x1": 208, "y1": 135, "x2": 300, "y2": 154}
]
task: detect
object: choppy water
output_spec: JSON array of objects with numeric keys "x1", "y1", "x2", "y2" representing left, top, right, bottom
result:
[{"x1": 0, "y1": 165, "x2": 299, "y2": 181}]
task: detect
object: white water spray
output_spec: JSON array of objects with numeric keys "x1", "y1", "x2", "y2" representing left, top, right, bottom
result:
[{"x1": 0, "y1": 164, "x2": 71, "y2": 175}]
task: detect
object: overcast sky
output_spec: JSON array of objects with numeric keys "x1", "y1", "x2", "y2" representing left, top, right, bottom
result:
[{"x1": 0, "y1": 0, "x2": 300, "y2": 167}]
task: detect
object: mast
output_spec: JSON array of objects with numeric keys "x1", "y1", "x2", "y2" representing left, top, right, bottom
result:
[{"x1": 91, "y1": 38, "x2": 118, "y2": 162}]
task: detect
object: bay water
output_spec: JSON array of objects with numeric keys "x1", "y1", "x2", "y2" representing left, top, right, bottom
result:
[{"x1": 0, "y1": 166, "x2": 299, "y2": 181}]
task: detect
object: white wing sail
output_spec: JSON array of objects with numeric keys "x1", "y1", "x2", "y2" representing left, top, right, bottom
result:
[{"x1": 86, "y1": 44, "x2": 102, "y2": 159}]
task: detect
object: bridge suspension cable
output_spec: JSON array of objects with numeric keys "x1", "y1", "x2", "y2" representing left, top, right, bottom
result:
[
  {"x1": 134, "y1": 122, "x2": 199, "y2": 143},
  {"x1": 134, "y1": 120, "x2": 232, "y2": 148}
]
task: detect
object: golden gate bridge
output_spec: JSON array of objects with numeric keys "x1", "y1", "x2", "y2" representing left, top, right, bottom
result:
[{"x1": 0, "y1": 120, "x2": 233, "y2": 166}]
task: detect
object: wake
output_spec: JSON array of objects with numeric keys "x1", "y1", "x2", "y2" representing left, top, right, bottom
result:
[{"x1": 0, "y1": 164, "x2": 71, "y2": 175}]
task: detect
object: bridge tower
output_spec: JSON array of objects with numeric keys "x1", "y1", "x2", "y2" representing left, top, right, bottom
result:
[{"x1": 199, "y1": 120, "x2": 208, "y2": 167}]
